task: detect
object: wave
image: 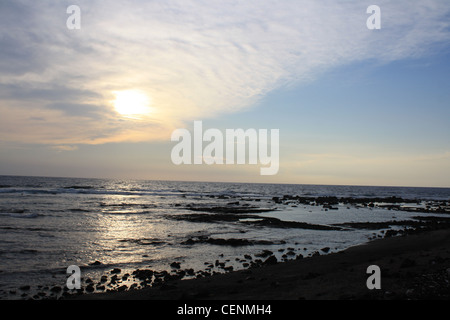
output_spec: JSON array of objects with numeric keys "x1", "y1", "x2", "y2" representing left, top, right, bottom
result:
[
  {"x1": 0, "y1": 212, "x2": 40, "y2": 219},
  {"x1": 100, "y1": 210, "x2": 153, "y2": 215},
  {"x1": 63, "y1": 185, "x2": 96, "y2": 190},
  {"x1": 0, "y1": 187, "x2": 185, "y2": 197}
]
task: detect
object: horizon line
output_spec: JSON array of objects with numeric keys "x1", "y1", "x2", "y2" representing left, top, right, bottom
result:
[{"x1": 1, "y1": 174, "x2": 449, "y2": 190}]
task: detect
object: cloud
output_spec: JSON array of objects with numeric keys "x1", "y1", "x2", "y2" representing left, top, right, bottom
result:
[
  {"x1": 50, "y1": 145, "x2": 79, "y2": 152},
  {"x1": 1, "y1": 0, "x2": 450, "y2": 145}
]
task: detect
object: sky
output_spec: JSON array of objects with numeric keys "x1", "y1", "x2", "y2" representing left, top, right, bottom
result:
[{"x1": 0, "y1": 0, "x2": 449, "y2": 187}]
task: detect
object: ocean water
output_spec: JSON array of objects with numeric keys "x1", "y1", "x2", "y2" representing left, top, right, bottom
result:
[{"x1": 0, "y1": 175, "x2": 449, "y2": 299}]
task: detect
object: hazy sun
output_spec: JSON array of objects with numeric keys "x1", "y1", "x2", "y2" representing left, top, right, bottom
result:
[{"x1": 113, "y1": 90, "x2": 151, "y2": 117}]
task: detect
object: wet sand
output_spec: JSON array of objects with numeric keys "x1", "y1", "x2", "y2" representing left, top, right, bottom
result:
[{"x1": 78, "y1": 228, "x2": 450, "y2": 300}]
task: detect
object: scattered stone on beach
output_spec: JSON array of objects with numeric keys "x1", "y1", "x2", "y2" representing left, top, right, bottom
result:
[
  {"x1": 255, "y1": 250, "x2": 273, "y2": 258},
  {"x1": 170, "y1": 262, "x2": 181, "y2": 269},
  {"x1": 85, "y1": 284, "x2": 95, "y2": 293},
  {"x1": 19, "y1": 286, "x2": 30, "y2": 291},
  {"x1": 50, "y1": 286, "x2": 62, "y2": 293},
  {"x1": 96, "y1": 285, "x2": 105, "y2": 292},
  {"x1": 111, "y1": 268, "x2": 121, "y2": 274},
  {"x1": 89, "y1": 261, "x2": 102, "y2": 266},
  {"x1": 117, "y1": 285, "x2": 128, "y2": 292},
  {"x1": 263, "y1": 255, "x2": 278, "y2": 265},
  {"x1": 181, "y1": 236, "x2": 275, "y2": 247},
  {"x1": 321, "y1": 247, "x2": 331, "y2": 253}
]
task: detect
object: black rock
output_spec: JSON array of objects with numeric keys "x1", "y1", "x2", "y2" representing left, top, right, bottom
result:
[
  {"x1": 96, "y1": 285, "x2": 105, "y2": 291},
  {"x1": 255, "y1": 250, "x2": 273, "y2": 258},
  {"x1": 85, "y1": 284, "x2": 95, "y2": 293},
  {"x1": 111, "y1": 268, "x2": 121, "y2": 274},
  {"x1": 263, "y1": 255, "x2": 278, "y2": 265},
  {"x1": 170, "y1": 262, "x2": 181, "y2": 269},
  {"x1": 50, "y1": 286, "x2": 62, "y2": 293},
  {"x1": 117, "y1": 285, "x2": 127, "y2": 292}
]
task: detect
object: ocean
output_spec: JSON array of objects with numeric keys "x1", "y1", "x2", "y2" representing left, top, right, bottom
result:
[{"x1": 0, "y1": 175, "x2": 449, "y2": 299}]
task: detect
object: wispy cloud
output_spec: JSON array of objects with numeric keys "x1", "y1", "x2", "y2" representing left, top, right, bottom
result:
[{"x1": 1, "y1": 0, "x2": 449, "y2": 145}]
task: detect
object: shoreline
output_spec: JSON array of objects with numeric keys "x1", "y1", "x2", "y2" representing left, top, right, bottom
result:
[{"x1": 76, "y1": 227, "x2": 450, "y2": 300}]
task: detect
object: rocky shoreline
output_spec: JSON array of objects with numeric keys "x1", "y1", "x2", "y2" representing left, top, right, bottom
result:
[
  {"x1": 6, "y1": 195, "x2": 450, "y2": 300},
  {"x1": 63, "y1": 213, "x2": 450, "y2": 300},
  {"x1": 74, "y1": 227, "x2": 450, "y2": 300}
]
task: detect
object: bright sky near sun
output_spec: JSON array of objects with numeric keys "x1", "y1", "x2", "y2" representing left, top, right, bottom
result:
[{"x1": 0, "y1": 0, "x2": 449, "y2": 187}]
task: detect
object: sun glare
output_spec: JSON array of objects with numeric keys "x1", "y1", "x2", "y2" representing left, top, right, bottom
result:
[{"x1": 113, "y1": 90, "x2": 151, "y2": 117}]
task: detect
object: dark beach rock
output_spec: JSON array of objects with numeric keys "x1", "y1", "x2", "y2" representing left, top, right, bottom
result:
[
  {"x1": 19, "y1": 285, "x2": 30, "y2": 291},
  {"x1": 321, "y1": 247, "x2": 331, "y2": 253},
  {"x1": 181, "y1": 236, "x2": 275, "y2": 247},
  {"x1": 89, "y1": 261, "x2": 102, "y2": 266},
  {"x1": 224, "y1": 266, "x2": 234, "y2": 272},
  {"x1": 171, "y1": 212, "x2": 341, "y2": 230},
  {"x1": 185, "y1": 205, "x2": 276, "y2": 214},
  {"x1": 255, "y1": 250, "x2": 273, "y2": 258},
  {"x1": 170, "y1": 262, "x2": 181, "y2": 269},
  {"x1": 263, "y1": 255, "x2": 278, "y2": 265},
  {"x1": 111, "y1": 268, "x2": 121, "y2": 274},
  {"x1": 133, "y1": 269, "x2": 154, "y2": 281},
  {"x1": 117, "y1": 285, "x2": 128, "y2": 292},
  {"x1": 50, "y1": 286, "x2": 62, "y2": 293},
  {"x1": 186, "y1": 268, "x2": 195, "y2": 276},
  {"x1": 85, "y1": 284, "x2": 95, "y2": 293}
]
